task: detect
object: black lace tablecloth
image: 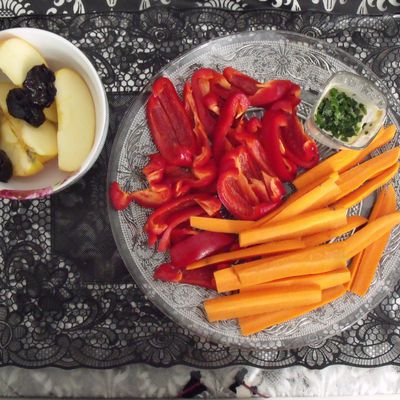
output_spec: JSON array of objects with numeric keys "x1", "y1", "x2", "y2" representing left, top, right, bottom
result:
[{"x1": 1, "y1": 4, "x2": 400, "y2": 369}]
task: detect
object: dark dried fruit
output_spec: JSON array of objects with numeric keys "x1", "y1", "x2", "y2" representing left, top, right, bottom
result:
[
  {"x1": 23, "y1": 64, "x2": 56, "y2": 108},
  {"x1": 6, "y1": 88, "x2": 45, "y2": 127},
  {"x1": 0, "y1": 150, "x2": 13, "y2": 183}
]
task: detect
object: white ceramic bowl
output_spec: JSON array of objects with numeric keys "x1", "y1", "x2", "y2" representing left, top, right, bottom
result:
[{"x1": 0, "y1": 28, "x2": 109, "y2": 199}]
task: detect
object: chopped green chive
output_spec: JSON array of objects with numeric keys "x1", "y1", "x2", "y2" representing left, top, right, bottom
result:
[{"x1": 315, "y1": 88, "x2": 367, "y2": 142}]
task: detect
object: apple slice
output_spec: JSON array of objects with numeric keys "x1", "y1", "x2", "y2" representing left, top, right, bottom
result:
[
  {"x1": 55, "y1": 68, "x2": 95, "y2": 172},
  {"x1": 0, "y1": 82, "x2": 15, "y2": 112},
  {"x1": 7, "y1": 115, "x2": 58, "y2": 160},
  {"x1": 44, "y1": 102, "x2": 57, "y2": 123},
  {"x1": 0, "y1": 117, "x2": 43, "y2": 177},
  {"x1": 0, "y1": 38, "x2": 47, "y2": 86}
]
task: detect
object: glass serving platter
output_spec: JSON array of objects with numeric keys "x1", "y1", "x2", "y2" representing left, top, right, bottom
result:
[{"x1": 107, "y1": 30, "x2": 400, "y2": 350}]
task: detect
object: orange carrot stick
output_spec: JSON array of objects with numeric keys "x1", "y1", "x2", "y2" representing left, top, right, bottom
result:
[
  {"x1": 344, "y1": 212, "x2": 400, "y2": 259},
  {"x1": 333, "y1": 148, "x2": 400, "y2": 201},
  {"x1": 293, "y1": 125, "x2": 396, "y2": 190},
  {"x1": 240, "y1": 268, "x2": 350, "y2": 292},
  {"x1": 332, "y1": 163, "x2": 398, "y2": 209},
  {"x1": 239, "y1": 208, "x2": 348, "y2": 247},
  {"x1": 267, "y1": 176, "x2": 341, "y2": 225},
  {"x1": 204, "y1": 283, "x2": 322, "y2": 322},
  {"x1": 214, "y1": 266, "x2": 243, "y2": 293},
  {"x1": 251, "y1": 173, "x2": 339, "y2": 228},
  {"x1": 186, "y1": 239, "x2": 305, "y2": 270},
  {"x1": 190, "y1": 216, "x2": 253, "y2": 233},
  {"x1": 293, "y1": 151, "x2": 358, "y2": 191},
  {"x1": 239, "y1": 285, "x2": 346, "y2": 335},
  {"x1": 303, "y1": 215, "x2": 367, "y2": 247},
  {"x1": 369, "y1": 187, "x2": 392, "y2": 221},
  {"x1": 351, "y1": 185, "x2": 397, "y2": 296},
  {"x1": 233, "y1": 244, "x2": 347, "y2": 288},
  {"x1": 347, "y1": 189, "x2": 388, "y2": 289},
  {"x1": 340, "y1": 124, "x2": 397, "y2": 173},
  {"x1": 347, "y1": 251, "x2": 363, "y2": 289}
]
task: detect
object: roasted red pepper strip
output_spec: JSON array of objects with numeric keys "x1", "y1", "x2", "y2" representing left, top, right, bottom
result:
[
  {"x1": 249, "y1": 80, "x2": 295, "y2": 107},
  {"x1": 170, "y1": 231, "x2": 235, "y2": 267},
  {"x1": 153, "y1": 263, "x2": 220, "y2": 290},
  {"x1": 217, "y1": 147, "x2": 283, "y2": 220},
  {"x1": 260, "y1": 110, "x2": 298, "y2": 182},
  {"x1": 213, "y1": 93, "x2": 250, "y2": 161},
  {"x1": 109, "y1": 181, "x2": 172, "y2": 210},
  {"x1": 157, "y1": 206, "x2": 204, "y2": 251},
  {"x1": 223, "y1": 66, "x2": 260, "y2": 95},
  {"x1": 145, "y1": 194, "x2": 221, "y2": 245},
  {"x1": 147, "y1": 77, "x2": 197, "y2": 167}
]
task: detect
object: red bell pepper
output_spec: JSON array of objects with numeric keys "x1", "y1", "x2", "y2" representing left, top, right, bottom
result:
[
  {"x1": 217, "y1": 146, "x2": 283, "y2": 220},
  {"x1": 249, "y1": 80, "x2": 295, "y2": 107},
  {"x1": 170, "y1": 231, "x2": 235, "y2": 267},
  {"x1": 213, "y1": 93, "x2": 250, "y2": 161},
  {"x1": 210, "y1": 79, "x2": 241, "y2": 100},
  {"x1": 245, "y1": 117, "x2": 262, "y2": 134},
  {"x1": 170, "y1": 227, "x2": 198, "y2": 246},
  {"x1": 147, "y1": 77, "x2": 197, "y2": 167},
  {"x1": 142, "y1": 153, "x2": 167, "y2": 187},
  {"x1": 203, "y1": 92, "x2": 221, "y2": 115},
  {"x1": 109, "y1": 181, "x2": 172, "y2": 210},
  {"x1": 154, "y1": 263, "x2": 223, "y2": 290},
  {"x1": 223, "y1": 66, "x2": 259, "y2": 95},
  {"x1": 280, "y1": 113, "x2": 319, "y2": 169},
  {"x1": 260, "y1": 110, "x2": 299, "y2": 182},
  {"x1": 157, "y1": 206, "x2": 204, "y2": 251},
  {"x1": 191, "y1": 68, "x2": 219, "y2": 136},
  {"x1": 231, "y1": 129, "x2": 285, "y2": 204},
  {"x1": 142, "y1": 85, "x2": 218, "y2": 199},
  {"x1": 172, "y1": 161, "x2": 217, "y2": 197},
  {"x1": 270, "y1": 84, "x2": 301, "y2": 113},
  {"x1": 183, "y1": 82, "x2": 212, "y2": 166},
  {"x1": 145, "y1": 157, "x2": 216, "y2": 199},
  {"x1": 145, "y1": 194, "x2": 221, "y2": 245}
]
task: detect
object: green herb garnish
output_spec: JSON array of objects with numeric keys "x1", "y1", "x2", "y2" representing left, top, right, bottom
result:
[{"x1": 315, "y1": 88, "x2": 367, "y2": 142}]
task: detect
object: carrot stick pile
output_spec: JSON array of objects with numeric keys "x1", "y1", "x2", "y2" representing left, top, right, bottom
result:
[{"x1": 187, "y1": 125, "x2": 400, "y2": 336}]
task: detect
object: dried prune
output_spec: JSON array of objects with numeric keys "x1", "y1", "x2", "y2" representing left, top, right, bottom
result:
[
  {"x1": 6, "y1": 88, "x2": 45, "y2": 127},
  {"x1": 23, "y1": 64, "x2": 56, "y2": 108},
  {"x1": 0, "y1": 150, "x2": 13, "y2": 183}
]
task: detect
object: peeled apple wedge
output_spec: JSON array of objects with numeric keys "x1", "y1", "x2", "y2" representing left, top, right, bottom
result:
[
  {"x1": 0, "y1": 38, "x2": 47, "y2": 86},
  {"x1": 0, "y1": 117, "x2": 43, "y2": 177},
  {"x1": 7, "y1": 115, "x2": 58, "y2": 160},
  {"x1": 54, "y1": 68, "x2": 95, "y2": 172}
]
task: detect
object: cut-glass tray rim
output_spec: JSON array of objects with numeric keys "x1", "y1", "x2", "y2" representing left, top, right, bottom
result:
[{"x1": 107, "y1": 30, "x2": 400, "y2": 350}]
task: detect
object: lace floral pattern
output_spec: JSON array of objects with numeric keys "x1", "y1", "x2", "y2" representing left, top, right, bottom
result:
[
  {"x1": 0, "y1": 0, "x2": 399, "y2": 15},
  {"x1": 0, "y1": 8, "x2": 399, "y2": 368}
]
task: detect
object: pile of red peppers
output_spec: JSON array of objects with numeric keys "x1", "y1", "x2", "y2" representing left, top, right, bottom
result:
[{"x1": 109, "y1": 67, "x2": 319, "y2": 289}]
